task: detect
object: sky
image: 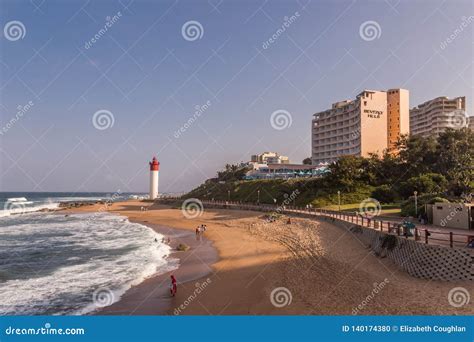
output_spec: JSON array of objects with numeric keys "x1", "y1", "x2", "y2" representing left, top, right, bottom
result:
[{"x1": 0, "y1": 0, "x2": 472, "y2": 194}]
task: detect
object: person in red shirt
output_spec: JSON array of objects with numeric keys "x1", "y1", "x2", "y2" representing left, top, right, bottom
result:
[{"x1": 170, "y1": 275, "x2": 177, "y2": 297}]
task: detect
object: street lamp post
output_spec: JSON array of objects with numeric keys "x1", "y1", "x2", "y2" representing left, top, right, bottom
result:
[
  {"x1": 337, "y1": 190, "x2": 341, "y2": 211},
  {"x1": 257, "y1": 190, "x2": 260, "y2": 204},
  {"x1": 414, "y1": 191, "x2": 418, "y2": 217}
]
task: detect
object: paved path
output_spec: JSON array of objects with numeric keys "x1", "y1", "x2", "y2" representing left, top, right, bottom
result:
[{"x1": 199, "y1": 201, "x2": 474, "y2": 249}]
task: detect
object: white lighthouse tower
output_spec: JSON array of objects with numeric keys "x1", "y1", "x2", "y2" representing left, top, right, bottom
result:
[{"x1": 149, "y1": 156, "x2": 160, "y2": 200}]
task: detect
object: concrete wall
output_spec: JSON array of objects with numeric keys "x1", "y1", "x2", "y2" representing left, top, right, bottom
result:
[{"x1": 327, "y1": 218, "x2": 474, "y2": 281}]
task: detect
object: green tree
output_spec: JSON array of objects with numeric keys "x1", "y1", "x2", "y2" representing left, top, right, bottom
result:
[
  {"x1": 217, "y1": 164, "x2": 250, "y2": 182},
  {"x1": 435, "y1": 128, "x2": 474, "y2": 195},
  {"x1": 377, "y1": 151, "x2": 404, "y2": 186},
  {"x1": 397, "y1": 134, "x2": 438, "y2": 177},
  {"x1": 371, "y1": 185, "x2": 397, "y2": 203},
  {"x1": 327, "y1": 156, "x2": 367, "y2": 192},
  {"x1": 398, "y1": 173, "x2": 448, "y2": 198}
]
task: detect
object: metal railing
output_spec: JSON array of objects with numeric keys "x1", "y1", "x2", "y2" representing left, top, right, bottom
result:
[{"x1": 170, "y1": 199, "x2": 473, "y2": 249}]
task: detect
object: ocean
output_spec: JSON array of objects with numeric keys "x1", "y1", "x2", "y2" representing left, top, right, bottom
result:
[
  {"x1": 0, "y1": 192, "x2": 178, "y2": 315},
  {"x1": 0, "y1": 192, "x2": 147, "y2": 217}
]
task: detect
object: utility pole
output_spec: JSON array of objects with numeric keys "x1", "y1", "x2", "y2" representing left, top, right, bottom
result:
[
  {"x1": 414, "y1": 191, "x2": 418, "y2": 216},
  {"x1": 337, "y1": 190, "x2": 341, "y2": 211}
]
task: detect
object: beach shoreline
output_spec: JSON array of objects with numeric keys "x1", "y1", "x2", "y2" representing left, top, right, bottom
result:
[
  {"x1": 96, "y1": 221, "x2": 218, "y2": 315},
  {"x1": 61, "y1": 203, "x2": 218, "y2": 315},
  {"x1": 64, "y1": 200, "x2": 290, "y2": 315},
  {"x1": 63, "y1": 200, "x2": 474, "y2": 316}
]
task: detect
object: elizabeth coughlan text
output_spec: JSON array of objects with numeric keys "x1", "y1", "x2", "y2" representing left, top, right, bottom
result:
[
  {"x1": 399, "y1": 325, "x2": 466, "y2": 334},
  {"x1": 4, "y1": 323, "x2": 85, "y2": 336}
]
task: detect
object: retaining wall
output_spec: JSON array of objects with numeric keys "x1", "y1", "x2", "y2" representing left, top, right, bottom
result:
[
  {"x1": 327, "y1": 218, "x2": 474, "y2": 281},
  {"x1": 161, "y1": 200, "x2": 474, "y2": 281}
]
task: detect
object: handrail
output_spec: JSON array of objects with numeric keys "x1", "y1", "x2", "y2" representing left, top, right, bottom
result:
[{"x1": 165, "y1": 198, "x2": 474, "y2": 249}]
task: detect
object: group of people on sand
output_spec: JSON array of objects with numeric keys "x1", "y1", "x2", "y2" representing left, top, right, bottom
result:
[
  {"x1": 154, "y1": 237, "x2": 171, "y2": 244},
  {"x1": 195, "y1": 224, "x2": 207, "y2": 240},
  {"x1": 168, "y1": 224, "x2": 208, "y2": 297}
]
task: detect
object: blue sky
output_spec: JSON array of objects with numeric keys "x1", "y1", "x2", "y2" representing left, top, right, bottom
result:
[{"x1": 0, "y1": 0, "x2": 472, "y2": 193}]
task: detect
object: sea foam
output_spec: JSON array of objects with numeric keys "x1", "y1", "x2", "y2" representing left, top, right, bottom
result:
[{"x1": 0, "y1": 212, "x2": 178, "y2": 315}]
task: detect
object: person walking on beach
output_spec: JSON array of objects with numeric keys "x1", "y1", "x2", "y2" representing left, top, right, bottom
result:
[
  {"x1": 195, "y1": 226, "x2": 201, "y2": 240},
  {"x1": 170, "y1": 275, "x2": 177, "y2": 297}
]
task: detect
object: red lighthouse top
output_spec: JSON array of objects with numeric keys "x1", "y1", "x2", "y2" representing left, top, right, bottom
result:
[{"x1": 149, "y1": 156, "x2": 160, "y2": 171}]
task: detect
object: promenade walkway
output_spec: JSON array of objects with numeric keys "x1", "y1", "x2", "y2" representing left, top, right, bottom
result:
[{"x1": 198, "y1": 200, "x2": 474, "y2": 249}]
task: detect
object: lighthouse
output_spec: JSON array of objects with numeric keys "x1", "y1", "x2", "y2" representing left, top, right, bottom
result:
[{"x1": 149, "y1": 156, "x2": 160, "y2": 200}]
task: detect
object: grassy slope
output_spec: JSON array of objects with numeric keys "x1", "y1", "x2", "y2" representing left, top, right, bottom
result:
[
  {"x1": 321, "y1": 203, "x2": 401, "y2": 216},
  {"x1": 184, "y1": 178, "x2": 376, "y2": 208}
]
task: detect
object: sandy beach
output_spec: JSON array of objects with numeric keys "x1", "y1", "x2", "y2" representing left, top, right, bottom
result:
[{"x1": 66, "y1": 200, "x2": 474, "y2": 315}]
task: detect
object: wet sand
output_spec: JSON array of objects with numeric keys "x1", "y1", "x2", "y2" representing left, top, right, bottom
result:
[
  {"x1": 66, "y1": 200, "x2": 474, "y2": 315},
  {"x1": 65, "y1": 201, "x2": 287, "y2": 315},
  {"x1": 98, "y1": 222, "x2": 217, "y2": 315}
]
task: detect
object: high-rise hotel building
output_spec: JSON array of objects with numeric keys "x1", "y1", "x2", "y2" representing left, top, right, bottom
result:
[
  {"x1": 409, "y1": 96, "x2": 466, "y2": 137},
  {"x1": 311, "y1": 89, "x2": 409, "y2": 164}
]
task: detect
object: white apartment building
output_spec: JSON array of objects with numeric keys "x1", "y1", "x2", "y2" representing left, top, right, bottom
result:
[
  {"x1": 410, "y1": 96, "x2": 466, "y2": 137},
  {"x1": 250, "y1": 152, "x2": 289, "y2": 164}
]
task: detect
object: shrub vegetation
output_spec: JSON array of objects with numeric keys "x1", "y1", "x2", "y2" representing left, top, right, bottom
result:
[{"x1": 184, "y1": 129, "x2": 473, "y2": 211}]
